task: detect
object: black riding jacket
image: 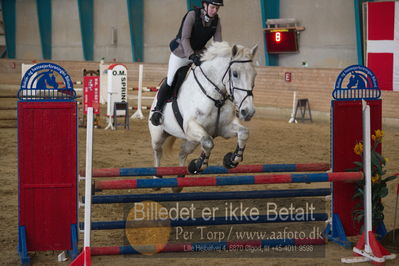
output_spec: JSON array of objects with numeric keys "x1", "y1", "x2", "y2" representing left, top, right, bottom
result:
[{"x1": 170, "y1": 8, "x2": 222, "y2": 58}]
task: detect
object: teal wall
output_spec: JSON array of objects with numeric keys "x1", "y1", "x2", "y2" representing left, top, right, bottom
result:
[
  {"x1": 1, "y1": 0, "x2": 16, "y2": 58},
  {"x1": 9, "y1": 0, "x2": 361, "y2": 67},
  {"x1": 260, "y1": 0, "x2": 280, "y2": 66},
  {"x1": 354, "y1": 0, "x2": 374, "y2": 65},
  {"x1": 77, "y1": 0, "x2": 94, "y2": 61},
  {"x1": 127, "y1": 0, "x2": 144, "y2": 62},
  {"x1": 187, "y1": 0, "x2": 202, "y2": 9},
  {"x1": 36, "y1": 0, "x2": 52, "y2": 59}
]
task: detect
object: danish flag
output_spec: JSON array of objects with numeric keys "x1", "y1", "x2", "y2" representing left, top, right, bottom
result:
[{"x1": 366, "y1": 1, "x2": 399, "y2": 91}]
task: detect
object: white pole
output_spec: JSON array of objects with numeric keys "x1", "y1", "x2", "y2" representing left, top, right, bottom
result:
[
  {"x1": 83, "y1": 107, "x2": 93, "y2": 249},
  {"x1": 105, "y1": 67, "x2": 114, "y2": 130},
  {"x1": 362, "y1": 100, "x2": 372, "y2": 253},
  {"x1": 131, "y1": 64, "x2": 145, "y2": 119},
  {"x1": 288, "y1": 91, "x2": 297, "y2": 123},
  {"x1": 99, "y1": 60, "x2": 108, "y2": 104}
]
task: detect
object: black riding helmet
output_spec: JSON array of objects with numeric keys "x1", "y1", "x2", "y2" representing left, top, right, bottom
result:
[
  {"x1": 202, "y1": 0, "x2": 224, "y2": 6},
  {"x1": 202, "y1": 0, "x2": 223, "y2": 22}
]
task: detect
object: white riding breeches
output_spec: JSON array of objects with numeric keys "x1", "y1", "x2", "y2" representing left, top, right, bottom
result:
[{"x1": 167, "y1": 52, "x2": 191, "y2": 86}]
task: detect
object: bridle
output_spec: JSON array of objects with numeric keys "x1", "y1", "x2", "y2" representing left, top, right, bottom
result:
[
  {"x1": 192, "y1": 58, "x2": 254, "y2": 136},
  {"x1": 193, "y1": 58, "x2": 254, "y2": 109},
  {"x1": 221, "y1": 59, "x2": 254, "y2": 110}
]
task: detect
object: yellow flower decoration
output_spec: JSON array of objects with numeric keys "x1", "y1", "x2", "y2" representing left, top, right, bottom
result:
[
  {"x1": 354, "y1": 142, "x2": 363, "y2": 155},
  {"x1": 373, "y1": 129, "x2": 384, "y2": 142},
  {"x1": 371, "y1": 175, "x2": 381, "y2": 184}
]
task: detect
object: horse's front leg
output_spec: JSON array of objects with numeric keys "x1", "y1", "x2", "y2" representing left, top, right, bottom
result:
[
  {"x1": 220, "y1": 118, "x2": 249, "y2": 169},
  {"x1": 185, "y1": 119, "x2": 214, "y2": 174},
  {"x1": 179, "y1": 140, "x2": 199, "y2": 167}
]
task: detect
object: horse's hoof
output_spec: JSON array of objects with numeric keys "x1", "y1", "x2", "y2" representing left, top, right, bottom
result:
[
  {"x1": 188, "y1": 159, "x2": 202, "y2": 174},
  {"x1": 223, "y1": 152, "x2": 239, "y2": 169},
  {"x1": 152, "y1": 175, "x2": 162, "y2": 191}
]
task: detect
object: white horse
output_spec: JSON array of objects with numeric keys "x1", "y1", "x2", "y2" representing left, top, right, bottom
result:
[{"x1": 148, "y1": 41, "x2": 257, "y2": 190}]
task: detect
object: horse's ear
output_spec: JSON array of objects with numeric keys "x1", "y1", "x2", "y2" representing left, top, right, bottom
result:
[
  {"x1": 232, "y1": 45, "x2": 238, "y2": 57},
  {"x1": 251, "y1": 44, "x2": 258, "y2": 58}
]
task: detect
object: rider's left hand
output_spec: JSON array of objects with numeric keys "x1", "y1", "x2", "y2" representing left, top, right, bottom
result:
[{"x1": 189, "y1": 54, "x2": 202, "y2": 66}]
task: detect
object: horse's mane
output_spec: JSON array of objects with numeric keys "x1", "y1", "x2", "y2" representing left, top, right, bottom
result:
[{"x1": 201, "y1": 41, "x2": 253, "y2": 61}]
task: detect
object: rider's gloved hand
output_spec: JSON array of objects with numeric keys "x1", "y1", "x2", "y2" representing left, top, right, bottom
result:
[{"x1": 189, "y1": 54, "x2": 202, "y2": 66}]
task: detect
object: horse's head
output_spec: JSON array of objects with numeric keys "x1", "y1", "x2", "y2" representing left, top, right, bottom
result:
[
  {"x1": 36, "y1": 70, "x2": 59, "y2": 89},
  {"x1": 200, "y1": 42, "x2": 257, "y2": 121},
  {"x1": 347, "y1": 71, "x2": 357, "y2": 89},
  {"x1": 224, "y1": 44, "x2": 257, "y2": 121},
  {"x1": 46, "y1": 71, "x2": 59, "y2": 89}
]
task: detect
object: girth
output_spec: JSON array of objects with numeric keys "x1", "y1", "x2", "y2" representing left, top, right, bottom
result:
[
  {"x1": 168, "y1": 65, "x2": 191, "y2": 133},
  {"x1": 171, "y1": 98, "x2": 184, "y2": 132}
]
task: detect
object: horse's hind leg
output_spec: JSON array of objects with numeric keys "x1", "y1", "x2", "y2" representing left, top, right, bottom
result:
[
  {"x1": 220, "y1": 118, "x2": 249, "y2": 169},
  {"x1": 185, "y1": 120, "x2": 214, "y2": 174},
  {"x1": 149, "y1": 126, "x2": 168, "y2": 190},
  {"x1": 172, "y1": 140, "x2": 198, "y2": 193}
]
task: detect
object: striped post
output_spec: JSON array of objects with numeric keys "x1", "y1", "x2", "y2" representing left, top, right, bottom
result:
[
  {"x1": 82, "y1": 163, "x2": 331, "y2": 177},
  {"x1": 94, "y1": 172, "x2": 363, "y2": 191}
]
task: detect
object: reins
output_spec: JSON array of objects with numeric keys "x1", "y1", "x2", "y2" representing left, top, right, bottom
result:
[{"x1": 192, "y1": 58, "x2": 254, "y2": 136}]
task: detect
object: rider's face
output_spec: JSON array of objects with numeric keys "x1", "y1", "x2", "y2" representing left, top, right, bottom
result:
[{"x1": 205, "y1": 4, "x2": 220, "y2": 17}]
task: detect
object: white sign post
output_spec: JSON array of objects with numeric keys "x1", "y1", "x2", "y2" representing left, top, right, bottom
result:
[
  {"x1": 104, "y1": 64, "x2": 128, "y2": 130},
  {"x1": 288, "y1": 91, "x2": 297, "y2": 123},
  {"x1": 131, "y1": 64, "x2": 145, "y2": 119}
]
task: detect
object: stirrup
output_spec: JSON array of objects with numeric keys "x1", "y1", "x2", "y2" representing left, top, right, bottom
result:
[{"x1": 150, "y1": 110, "x2": 163, "y2": 126}]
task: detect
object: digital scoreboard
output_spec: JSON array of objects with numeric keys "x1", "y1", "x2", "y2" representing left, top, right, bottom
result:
[{"x1": 265, "y1": 29, "x2": 298, "y2": 54}]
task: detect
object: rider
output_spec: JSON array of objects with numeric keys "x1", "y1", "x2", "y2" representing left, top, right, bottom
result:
[{"x1": 150, "y1": 0, "x2": 224, "y2": 126}]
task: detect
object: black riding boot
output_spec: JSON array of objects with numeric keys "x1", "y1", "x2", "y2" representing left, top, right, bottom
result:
[{"x1": 150, "y1": 81, "x2": 171, "y2": 126}]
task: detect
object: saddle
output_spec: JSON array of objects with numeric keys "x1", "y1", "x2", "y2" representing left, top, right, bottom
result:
[{"x1": 168, "y1": 64, "x2": 191, "y2": 100}]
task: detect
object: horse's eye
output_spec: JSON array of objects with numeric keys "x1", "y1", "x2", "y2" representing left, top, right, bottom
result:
[{"x1": 233, "y1": 71, "x2": 238, "y2": 78}]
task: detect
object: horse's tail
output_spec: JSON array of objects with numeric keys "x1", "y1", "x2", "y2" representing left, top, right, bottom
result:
[{"x1": 163, "y1": 136, "x2": 177, "y2": 159}]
